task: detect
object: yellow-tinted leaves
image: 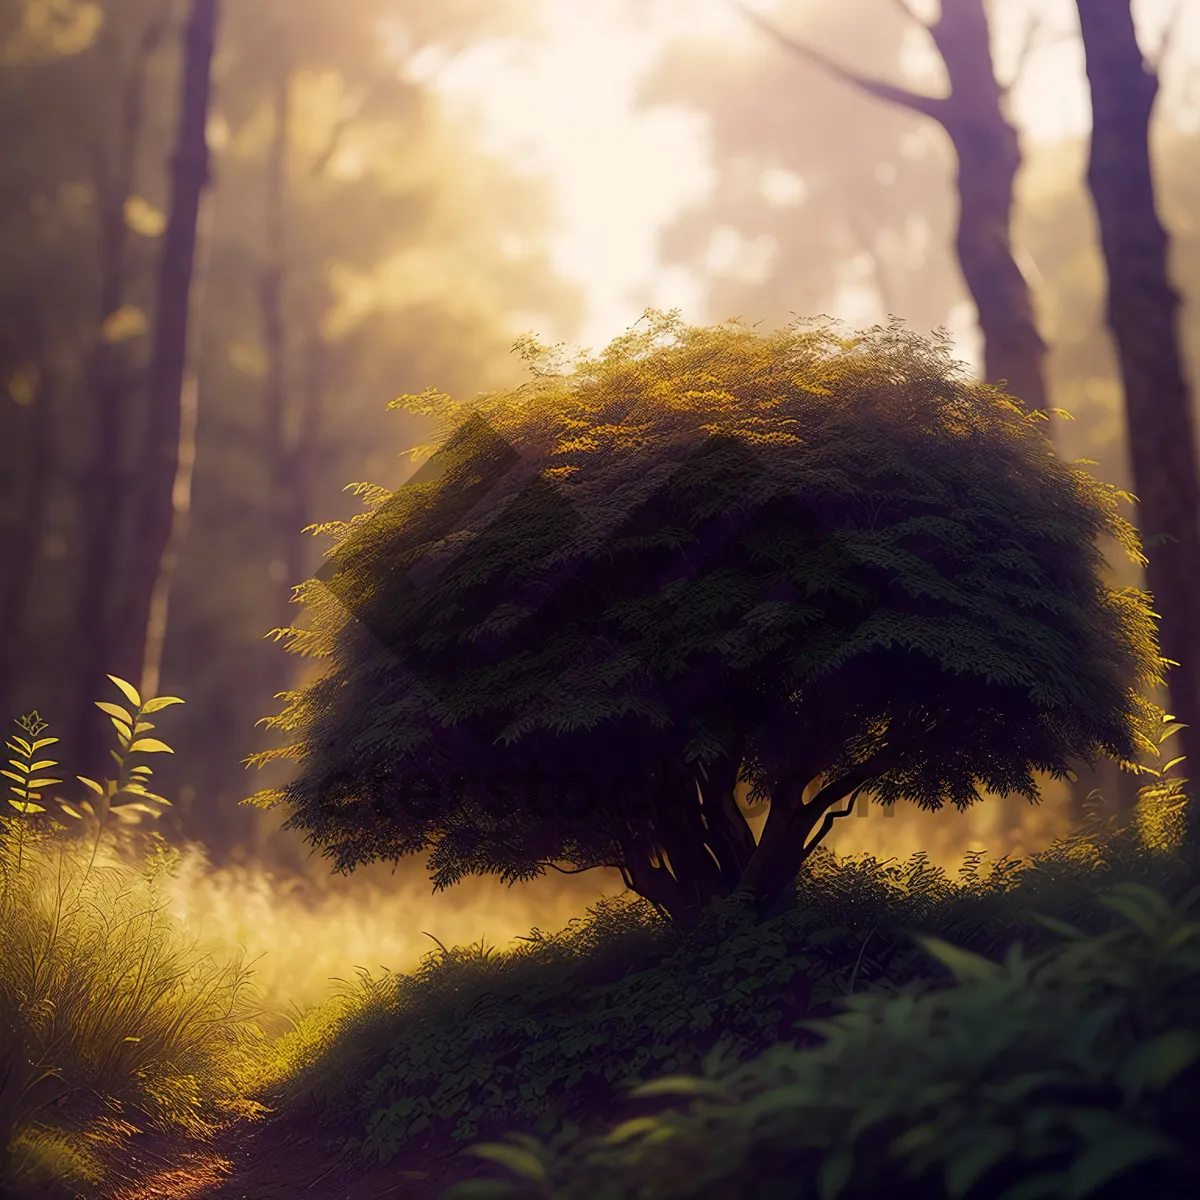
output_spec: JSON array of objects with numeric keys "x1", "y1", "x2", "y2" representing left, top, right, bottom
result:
[
  {"x1": 106, "y1": 675, "x2": 142, "y2": 709},
  {"x1": 128, "y1": 739, "x2": 174, "y2": 754},
  {"x1": 96, "y1": 701, "x2": 134, "y2": 724},
  {"x1": 463, "y1": 1142, "x2": 546, "y2": 1182},
  {"x1": 141, "y1": 696, "x2": 185, "y2": 714},
  {"x1": 77, "y1": 776, "x2": 104, "y2": 795},
  {"x1": 8, "y1": 799, "x2": 45, "y2": 814},
  {"x1": 630, "y1": 1075, "x2": 727, "y2": 1099}
]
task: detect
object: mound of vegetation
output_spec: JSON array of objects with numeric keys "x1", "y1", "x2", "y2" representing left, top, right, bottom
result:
[
  {"x1": 257, "y1": 776, "x2": 1193, "y2": 1184},
  {"x1": 450, "y1": 787, "x2": 1200, "y2": 1200}
]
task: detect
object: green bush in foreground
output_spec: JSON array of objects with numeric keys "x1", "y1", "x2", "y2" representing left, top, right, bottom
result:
[{"x1": 455, "y1": 873, "x2": 1200, "y2": 1200}]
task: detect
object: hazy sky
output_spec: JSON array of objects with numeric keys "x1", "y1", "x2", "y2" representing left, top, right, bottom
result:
[{"x1": 411, "y1": 0, "x2": 1200, "y2": 363}]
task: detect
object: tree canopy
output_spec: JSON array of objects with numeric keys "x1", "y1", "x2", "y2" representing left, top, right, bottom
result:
[{"x1": 251, "y1": 311, "x2": 1164, "y2": 924}]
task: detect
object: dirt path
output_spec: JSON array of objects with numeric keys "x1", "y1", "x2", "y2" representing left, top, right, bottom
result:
[{"x1": 106, "y1": 1117, "x2": 486, "y2": 1200}]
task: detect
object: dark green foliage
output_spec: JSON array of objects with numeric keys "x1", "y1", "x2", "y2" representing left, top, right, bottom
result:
[
  {"x1": 267, "y1": 782, "x2": 1196, "y2": 1188},
  {"x1": 454, "y1": 873, "x2": 1200, "y2": 1200},
  {"x1": 252, "y1": 311, "x2": 1165, "y2": 922}
]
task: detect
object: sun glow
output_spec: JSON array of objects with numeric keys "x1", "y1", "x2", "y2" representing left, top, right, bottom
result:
[{"x1": 408, "y1": 0, "x2": 1199, "y2": 357}]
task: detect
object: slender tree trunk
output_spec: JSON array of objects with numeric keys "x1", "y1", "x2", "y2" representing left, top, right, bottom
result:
[
  {"x1": 121, "y1": 0, "x2": 221, "y2": 703},
  {"x1": 260, "y1": 63, "x2": 301, "y2": 630},
  {"x1": 72, "y1": 6, "x2": 171, "y2": 774},
  {"x1": 932, "y1": 0, "x2": 1048, "y2": 413},
  {"x1": 0, "y1": 352, "x2": 54, "y2": 718},
  {"x1": 140, "y1": 187, "x2": 216, "y2": 699},
  {"x1": 1075, "y1": 0, "x2": 1200, "y2": 831},
  {"x1": 732, "y1": 0, "x2": 1049, "y2": 412}
]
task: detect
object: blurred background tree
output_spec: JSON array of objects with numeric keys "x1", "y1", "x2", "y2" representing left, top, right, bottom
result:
[{"x1": 0, "y1": 0, "x2": 585, "y2": 861}]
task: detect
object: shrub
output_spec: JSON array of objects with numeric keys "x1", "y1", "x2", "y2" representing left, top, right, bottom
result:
[
  {"x1": 251, "y1": 311, "x2": 1165, "y2": 927},
  {"x1": 456, "y1": 873, "x2": 1200, "y2": 1200}
]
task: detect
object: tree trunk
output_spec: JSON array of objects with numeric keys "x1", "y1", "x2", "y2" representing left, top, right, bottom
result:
[
  {"x1": 1075, "y1": 0, "x2": 1200, "y2": 831},
  {"x1": 71, "y1": 5, "x2": 171, "y2": 775},
  {"x1": 120, "y1": 0, "x2": 221, "y2": 705},
  {"x1": 139, "y1": 187, "x2": 216, "y2": 699},
  {"x1": 0, "y1": 352, "x2": 54, "y2": 720},
  {"x1": 931, "y1": 0, "x2": 1048, "y2": 413},
  {"x1": 733, "y1": 0, "x2": 1049, "y2": 413},
  {"x1": 260, "y1": 63, "x2": 294, "y2": 629}
]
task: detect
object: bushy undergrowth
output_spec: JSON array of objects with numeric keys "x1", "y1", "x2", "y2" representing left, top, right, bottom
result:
[
  {"x1": 441, "y1": 783, "x2": 1197, "y2": 1200},
  {"x1": 265, "y1": 778, "x2": 1194, "y2": 1185},
  {"x1": 458, "y1": 875, "x2": 1200, "y2": 1200}
]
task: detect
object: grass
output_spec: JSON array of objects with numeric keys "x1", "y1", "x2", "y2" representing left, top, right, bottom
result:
[{"x1": 0, "y1": 831, "x2": 264, "y2": 1193}]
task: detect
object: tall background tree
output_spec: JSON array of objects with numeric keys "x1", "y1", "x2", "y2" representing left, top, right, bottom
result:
[
  {"x1": 0, "y1": 0, "x2": 584, "y2": 858},
  {"x1": 1074, "y1": 0, "x2": 1200, "y2": 836}
]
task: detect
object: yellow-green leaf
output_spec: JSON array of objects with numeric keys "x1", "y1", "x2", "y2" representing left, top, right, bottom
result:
[
  {"x1": 128, "y1": 739, "x2": 173, "y2": 754},
  {"x1": 9, "y1": 737, "x2": 33, "y2": 755},
  {"x1": 631, "y1": 1076, "x2": 727, "y2": 1098},
  {"x1": 603, "y1": 1117, "x2": 661, "y2": 1145},
  {"x1": 133, "y1": 721, "x2": 156, "y2": 735},
  {"x1": 28, "y1": 760, "x2": 57, "y2": 773},
  {"x1": 106, "y1": 675, "x2": 142, "y2": 709},
  {"x1": 57, "y1": 803, "x2": 84, "y2": 819},
  {"x1": 463, "y1": 1144, "x2": 546, "y2": 1182},
  {"x1": 1118, "y1": 1030, "x2": 1200, "y2": 1095},
  {"x1": 7, "y1": 759, "x2": 29, "y2": 773},
  {"x1": 130, "y1": 765, "x2": 153, "y2": 776},
  {"x1": 31, "y1": 737, "x2": 58, "y2": 751},
  {"x1": 1, "y1": 769, "x2": 26, "y2": 784},
  {"x1": 9, "y1": 800, "x2": 45, "y2": 814},
  {"x1": 77, "y1": 776, "x2": 104, "y2": 795},
  {"x1": 141, "y1": 696, "x2": 184, "y2": 713},
  {"x1": 914, "y1": 935, "x2": 1003, "y2": 983},
  {"x1": 96, "y1": 701, "x2": 134, "y2": 724},
  {"x1": 26, "y1": 778, "x2": 63, "y2": 789}
]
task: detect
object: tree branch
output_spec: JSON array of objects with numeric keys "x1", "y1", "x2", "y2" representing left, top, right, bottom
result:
[
  {"x1": 1148, "y1": 0, "x2": 1183, "y2": 75},
  {"x1": 540, "y1": 860, "x2": 619, "y2": 875},
  {"x1": 805, "y1": 783, "x2": 870, "y2": 851},
  {"x1": 727, "y1": 0, "x2": 948, "y2": 121}
]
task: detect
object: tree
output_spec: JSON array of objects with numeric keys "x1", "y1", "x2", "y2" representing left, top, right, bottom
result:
[
  {"x1": 250, "y1": 312, "x2": 1164, "y2": 926},
  {"x1": 1074, "y1": 0, "x2": 1200, "y2": 834},
  {"x1": 119, "y1": 0, "x2": 221, "y2": 716},
  {"x1": 728, "y1": 0, "x2": 1050, "y2": 412}
]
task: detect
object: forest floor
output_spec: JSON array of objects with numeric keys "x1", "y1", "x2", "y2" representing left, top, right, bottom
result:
[{"x1": 102, "y1": 1115, "x2": 486, "y2": 1200}]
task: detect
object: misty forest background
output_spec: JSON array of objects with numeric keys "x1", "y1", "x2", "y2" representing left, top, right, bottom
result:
[{"x1": 2, "y1": 0, "x2": 1199, "y2": 1004}]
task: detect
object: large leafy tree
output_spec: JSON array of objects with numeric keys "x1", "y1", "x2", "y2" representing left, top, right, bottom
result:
[{"x1": 251, "y1": 312, "x2": 1164, "y2": 926}]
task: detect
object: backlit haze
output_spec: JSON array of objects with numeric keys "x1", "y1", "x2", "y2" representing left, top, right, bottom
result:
[{"x1": 172, "y1": 0, "x2": 1200, "y2": 1011}]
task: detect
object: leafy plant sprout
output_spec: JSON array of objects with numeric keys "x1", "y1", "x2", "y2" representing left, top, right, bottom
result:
[
  {"x1": 66, "y1": 673, "x2": 185, "y2": 872},
  {"x1": 2, "y1": 711, "x2": 62, "y2": 874}
]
